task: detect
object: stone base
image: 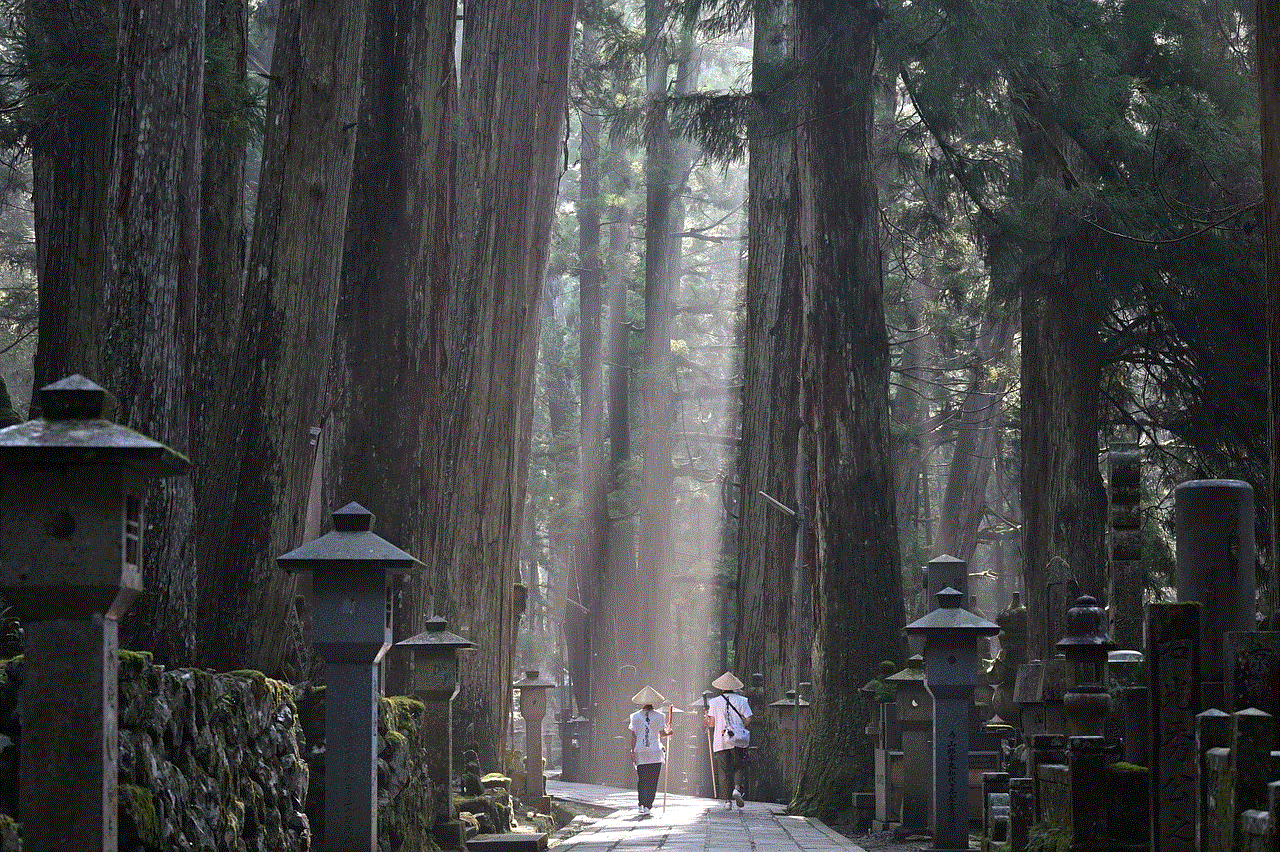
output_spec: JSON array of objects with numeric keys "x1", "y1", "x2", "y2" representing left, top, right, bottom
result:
[
  {"x1": 872, "y1": 819, "x2": 899, "y2": 832},
  {"x1": 432, "y1": 820, "x2": 465, "y2": 849},
  {"x1": 466, "y1": 833, "x2": 549, "y2": 851}
]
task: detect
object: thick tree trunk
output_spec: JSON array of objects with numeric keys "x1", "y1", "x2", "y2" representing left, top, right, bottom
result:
[
  {"x1": 638, "y1": 0, "x2": 675, "y2": 699},
  {"x1": 792, "y1": 3, "x2": 905, "y2": 819},
  {"x1": 435, "y1": 0, "x2": 575, "y2": 771},
  {"x1": 588, "y1": 135, "x2": 637, "y2": 785},
  {"x1": 101, "y1": 0, "x2": 204, "y2": 666},
  {"x1": 26, "y1": 0, "x2": 116, "y2": 400},
  {"x1": 324, "y1": 0, "x2": 455, "y2": 694},
  {"x1": 734, "y1": 0, "x2": 802, "y2": 805},
  {"x1": 196, "y1": 0, "x2": 369, "y2": 675},
  {"x1": 1014, "y1": 97, "x2": 1108, "y2": 661},
  {"x1": 571, "y1": 9, "x2": 605, "y2": 717},
  {"x1": 934, "y1": 305, "x2": 1017, "y2": 562},
  {"x1": 1261, "y1": 0, "x2": 1280, "y2": 623}
]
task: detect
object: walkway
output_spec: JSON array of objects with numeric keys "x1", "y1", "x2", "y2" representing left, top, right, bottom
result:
[{"x1": 546, "y1": 779, "x2": 868, "y2": 851}]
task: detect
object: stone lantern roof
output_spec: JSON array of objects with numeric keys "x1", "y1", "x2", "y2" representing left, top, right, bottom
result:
[
  {"x1": 278, "y1": 502, "x2": 422, "y2": 573},
  {"x1": 0, "y1": 375, "x2": 188, "y2": 476},
  {"x1": 399, "y1": 616, "x2": 474, "y2": 652},
  {"x1": 903, "y1": 587, "x2": 1001, "y2": 636},
  {"x1": 514, "y1": 670, "x2": 557, "y2": 690}
]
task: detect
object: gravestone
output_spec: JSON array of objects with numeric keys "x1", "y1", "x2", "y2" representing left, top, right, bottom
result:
[
  {"x1": 1147, "y1": 601, "x2": 1202, "y2": 852},
  {"x1": 1223, "y1": 631, "x2": 1280, "y2": 749},
  {"x1": 1175, "y1": 479, "x2": 1256, "y2": 709},
  {"x1": 1068, "y1": 736, "x2": 1112, "y2": 850},
  {"x1": 1008, "y1": 776, "x2": 1033, "y2": 852},
  {"x1": 904, "y1": 587, "x2": 1000, "y2": 852},
  {"x1": 1121, "y1": 685, "x2": 1150, "y2": 767},
  {"x1": 515, "y1": 670, "x2": 555, "y2": 807},
  {"x1": 1196, "y1": 708, "x2": 1230, "y2": 852},
  {"x1": 1107, "y1": 443, "x2": 1145, "y2": 650},
  {"x1": 888, "y1": 656, "x2": 931, "y2": 838},
  {"x1": 0, "y1": 377, "x2": 188, "y2": 852}
]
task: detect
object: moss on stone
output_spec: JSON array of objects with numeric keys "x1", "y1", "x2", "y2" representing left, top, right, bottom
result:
[
  {"x1": 120, "y1": 783, "x2": 160, "y2": 848},
  {"x1": 1108, "y1": 761, "x2": 1148, "y2": 773}
]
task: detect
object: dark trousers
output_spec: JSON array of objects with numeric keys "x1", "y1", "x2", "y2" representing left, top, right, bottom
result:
[
  {"x1": 637, "y1": 761, "x2": 662, "y2": 808},
  {"x1": 713, "y1": 747, "x2": 747, "y2": 800}
]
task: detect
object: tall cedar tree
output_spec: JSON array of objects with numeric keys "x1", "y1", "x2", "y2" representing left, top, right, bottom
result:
[
  {"x1": 638, "y1": 0, "x2": 677, "y2": 701},
  {"x1": 734, "y1": 0, "x2": 804, "y2": 804},
  {"x1": 1263, "y1": 0, "x2": 1280, "y2": 623},
  {"x1": 25, "y1": 0, "x2": 114, "y2": 397},
  {"x1": 101, "y1": 0, "x2": 204, "y2": 666},
  {"x1": 324, "y1": 0, "x2": 455, "y2": 694},
  {"x1": 196, "y1": 0, "x2": 369, "y2": 674},
  {"x1": 434, "y1": 0, "x2": 575, "y2": 771},
  {"x1": 570, "y1": 3, "x2": 606, "y2": 722},
  {"x1": 792, "y1": 2, "x2": 906, "y2": 818}
]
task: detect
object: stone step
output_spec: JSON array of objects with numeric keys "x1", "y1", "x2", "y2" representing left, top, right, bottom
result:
[{"x1": 466, "y1": 832, "x2": 548, "y2": 851}]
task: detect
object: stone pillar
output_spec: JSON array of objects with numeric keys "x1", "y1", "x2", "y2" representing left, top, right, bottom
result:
[
  {"x1": 515, "y1": 670, "x2": 555, "y2": 805},
  {"x1": 1107, "y1": 443, "x2": 1144, "y2": 650},
  {"x1": 1223, "y1": 632, "x2": 1280, "y2": 749},
  {"x1": 1228, "y1": 709, "x2": 1275, "y2": 852},
  {"x1": 1147, "y1": 601, "x2": 1202, "y2": 852},
  {"x1": 1196, "y1": 709, "x2": 1231, "y2": 852},
  {"x1": 278, "y1": 503, "x2": 422, "y2": 852},
  {"x1": 1067, "y1": 736, "x2": 1111, "y2": 851},
  {"x1": 982, "y1": 772, "x2": 1009, "y2": 852},
  {"x1": 1175, "y1": 479, "x2": 1256, "y2": 708},
  {"x1": 904, "y1": 587, "x2": 1000, "y2": 852},
  {"x1": 1121, "y1": 686, "x2": 1150, "y2": 767},
  {"x1": 927, "y1": 554, "x2": 969, "y2": 601},
  {"x1": 1008, "y1": 776, "x2": 1033, "y2": 852},
  {"x1": 0, "y1": 376, "x2": 188, "y2": 852}
]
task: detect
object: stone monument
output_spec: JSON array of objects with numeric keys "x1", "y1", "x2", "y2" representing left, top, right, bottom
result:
[
  {"x1": 515, "y1": 669, "x2": 556, "y2": 807},
  {"x1": 0, "y1": 376, "x2": 188, "y2": 852}
]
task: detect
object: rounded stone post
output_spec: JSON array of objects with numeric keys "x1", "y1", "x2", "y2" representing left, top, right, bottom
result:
[
  {"x1": 0, "y1": 376, "x2": 188, "y2": 852},
  {"x1": 1174, "y1": 479, "x2": 1256, "y2": 700},
  {"x1": 278, "y1": 502, "x2": 422, "y2": 852},
  {"x1": 904, "y1": 587, "x2": 1001, "y2": 852},
  {"x1": 396, "y1": 617, "x2": 474, "y2": 849}
]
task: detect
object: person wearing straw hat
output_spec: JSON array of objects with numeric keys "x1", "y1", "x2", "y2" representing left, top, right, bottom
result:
[
  {"x1": 704, "y1": 671, "x2": 752, "y2": 809},
  {"x1": 629, "y1": 685, "x2": 671, "y2": 815}
]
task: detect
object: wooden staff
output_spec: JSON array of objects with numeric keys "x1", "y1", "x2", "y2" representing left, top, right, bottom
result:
[
  {"x1": 663, "y1": 703, "x2": 674, "y2": 813},
  {"x1": 706, "y1": 722, "x2": 717, "y2": 800}
]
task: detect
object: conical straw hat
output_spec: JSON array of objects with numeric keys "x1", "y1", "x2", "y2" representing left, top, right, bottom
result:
[
  {"x1": 632, "y1": 685, "x2": 666, "y2": 705},
  {"x1": 712, "y1": 671, "x2": 743, "y2": 691}
]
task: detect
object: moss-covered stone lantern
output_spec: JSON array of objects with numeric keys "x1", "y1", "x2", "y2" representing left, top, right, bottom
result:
[
  {"x1": 515, "y1": 669, "x2": 557, "y2": 806},
  {"x1": 1056, "y1": 594, "x2": 1115, "y2": 738},
  {"x1": 0, "y1": 375, "x2": 188, "y2": 852},
  {"x1": 278, "y1": 502, "x2": 422, "y2": 852},
  {"x1": 397, "y1": 617, "x2": 474, "y2": 849}
]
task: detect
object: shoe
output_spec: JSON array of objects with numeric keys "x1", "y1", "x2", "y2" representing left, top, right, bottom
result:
[
  {"x1": 733, "y1": 789, "x2": 745, "y2": 808},
  {"x1": 724, "y1": 800, "x2": 733, "y2": 810}
]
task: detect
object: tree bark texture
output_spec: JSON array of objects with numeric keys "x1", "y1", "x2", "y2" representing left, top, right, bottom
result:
[
  {"x1": 26, "y1": 0, "x2": 116, "y2": 401},
  {"x1": 734, "y1": 0, "x2": 802, "y2": 805},
  {"x1": 102, "y1": 0, "x2": 204, "y2": 666},
  {"x1": 638, "y1": 0, "x2": 676, "y2": 701},
  {"x1": 324, "y1": 0, "x2": 455, "y2": 694},
  {"x1": 792, "y1": 3, "x2": 906, "y2": 819},
  {"x1": 571, "y1": 10, "x2": 605, "y2": 718},
  {"x1": 435, "y1": 0, "x2": 575, "y2": 771},
  {"x1": 1014, "y1": 95, "x2": 1108, "y2": 661},
  {"x1": 1261, "y1": 0, "x2": 1280, "y2": 622},
  {"x1": 196, "y1": 0, "x2": 369, "y2": 675}
]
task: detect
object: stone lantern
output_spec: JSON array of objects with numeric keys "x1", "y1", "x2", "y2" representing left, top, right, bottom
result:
[
  {"x1": 904, "y1": 587, "x2": 1000, "y2": 852},
  {"x1": 886, "y1": 656, "x2": 932, "y2": 837},
  {"x1": 397, "y1": 617, "x2": 474, "y2": 849},
  {"x1": 515, "y1": 669, "x2": 556, "y2": 807},
  {"x1": 0, "y1": 375, "x2": 187, "y2": 852},
  {"x1": 769, "y1": 689, "x2": 810, "y2": 791},
  {"x1": 1056, "y1": 594, "x2": 1115, "y2": 738},
  {"x1": 278, "y1": 502, "x2": 422, "y2": 852}
]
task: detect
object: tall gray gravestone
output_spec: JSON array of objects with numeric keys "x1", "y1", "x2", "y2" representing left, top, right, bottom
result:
[
  {"x1": 1147, "y1": 601, "x2": 1201, "y2": 852},
  {"x1": 1175, "y1": 479, "x2": 1256, "y2": 709},
  {"x1": 905, "y1": 587, "x2": 1000, "y2": 852},
  {"x1": 0, "y1": 376, "x2": 188, "y2": 852},
  {"x1": 279, "y1": 502, "x2": 422, "y2": 852}
]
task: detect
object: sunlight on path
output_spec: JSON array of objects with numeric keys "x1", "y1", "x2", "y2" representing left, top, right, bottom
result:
[{"x1": 547, "y1": 780, "x2": 866, "y2": 851}]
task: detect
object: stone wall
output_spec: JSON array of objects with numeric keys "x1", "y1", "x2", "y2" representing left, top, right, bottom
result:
[
  {"x1": 0, "y1": 654, "x2": 445, "y2": 852},
  {"x1": 0, "y1": 652, "x2": 310, "y2": 852}
]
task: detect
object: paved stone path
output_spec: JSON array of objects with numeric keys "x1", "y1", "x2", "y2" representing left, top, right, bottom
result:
[{"x1": 546, "y1": 779, "x2": 868, "y2": 851}]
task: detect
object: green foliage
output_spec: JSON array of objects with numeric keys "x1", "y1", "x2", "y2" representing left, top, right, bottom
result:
[
  {"x1": 1027, "y1": 822, "x2": 1071, "y2": 852},
  {"x1": 205, "y1": 37, "x2": 266, "y2": 145}
]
